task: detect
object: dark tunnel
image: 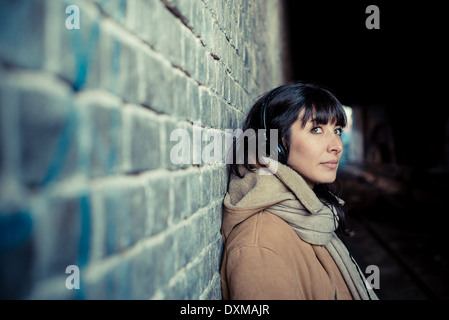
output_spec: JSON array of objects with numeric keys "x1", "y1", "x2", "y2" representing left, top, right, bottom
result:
[{"x1": 285, "y1": 1, "x2": 448, "y2": 299}]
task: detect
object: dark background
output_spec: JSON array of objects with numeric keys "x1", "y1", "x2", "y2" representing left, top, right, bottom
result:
[
  {"x1": 286, "y1": 0, "x2": 447, "y2": 168},
  {"x1": 286, "y1": 1, "x2": 449, "y2": 299}
]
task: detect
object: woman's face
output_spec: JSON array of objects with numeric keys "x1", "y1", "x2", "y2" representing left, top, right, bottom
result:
[{"x1": 286, "y1": 109, "x2": 344, "y2": 189}]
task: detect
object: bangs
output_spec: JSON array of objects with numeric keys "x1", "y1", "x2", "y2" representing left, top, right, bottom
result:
[{"x1": 300, "y1": 100, "x2": 347, "y2": 128}]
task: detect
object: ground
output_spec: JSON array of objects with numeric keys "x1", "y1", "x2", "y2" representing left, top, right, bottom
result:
[{"x1": 339, "y1": 163, "x2": 449, "y2": 300}]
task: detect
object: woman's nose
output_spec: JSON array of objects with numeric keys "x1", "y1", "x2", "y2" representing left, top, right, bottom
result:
[{"x1": 327, "y1": 134, "x2": 343, "y2": 154}]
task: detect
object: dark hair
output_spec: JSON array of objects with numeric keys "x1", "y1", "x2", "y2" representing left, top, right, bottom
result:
[{"x1": 227, "y1": 81, "x2": 352, "y2": 236}]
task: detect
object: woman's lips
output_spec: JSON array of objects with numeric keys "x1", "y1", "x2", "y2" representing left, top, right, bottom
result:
[{"x1": 321, "y1": 160, "x2": 339, "y2": 169}]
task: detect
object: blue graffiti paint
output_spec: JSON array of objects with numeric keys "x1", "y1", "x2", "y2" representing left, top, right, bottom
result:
[
  {"x1": 78, "y1": 193, "x2": 90, "y2": 267},
  {"x1": 118, "y1": 0, "x2": 127, "y2": 21},
  {"x1": 98, "y1": 0, "x2": 127, "y2": 22},
  {"x1": 105, "y1": 271, "x2": 115, "y2": 299},
  {"x1": 118, "y1": 261, "x2": 130, "y2": 299},
  {"x1": 0, "y1": 211, "x2": 33, "y2": 252},
  {"x1": 108, "y1": 110, "x2": 120, "y2": 173},
  {"x1": 118, "y1": 191, "x2": 133, "y2": 246},
  {"x1": 73, "y1": 193, "x2": 90, "y2": 300},
  {"x1": 71, "y1": 20, "x2": 100, "y2": 91},
  {"x1": 74, "y1": 277, "x2": 85, "y2": 300},
  {"x1": 40, "y1": 103, "x2": 77, "y2": 187}
]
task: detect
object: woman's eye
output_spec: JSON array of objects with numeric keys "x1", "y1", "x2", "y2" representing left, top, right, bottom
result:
[
  {"x1": 311, "y1": 127, "x2": 323, "y2": 134},
  {"x1": 334, "y1": 128, "x2": 343, "y2": 136}
]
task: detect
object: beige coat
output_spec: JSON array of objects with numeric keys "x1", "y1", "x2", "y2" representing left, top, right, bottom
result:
[
  {"x1": 221, "y1": 210, "x2": 353, "y2": 300},
  {"x1": 220, "y1": 164, "x2": 354, "y2": 300}
]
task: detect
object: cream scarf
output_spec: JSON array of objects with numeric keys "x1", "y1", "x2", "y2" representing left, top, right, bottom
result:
[{"x1": 224, "y1": 158, "x2": 378, "y2": 300}]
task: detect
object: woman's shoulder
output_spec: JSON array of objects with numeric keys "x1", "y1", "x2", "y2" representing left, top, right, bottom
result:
[{"x1": 224, "y1": 210, "x2": 311, "y2": 255}]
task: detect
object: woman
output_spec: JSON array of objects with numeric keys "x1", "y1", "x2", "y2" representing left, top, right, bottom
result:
[{"x1": 220, "y1": 82, "x2": 378, "y2": 300}]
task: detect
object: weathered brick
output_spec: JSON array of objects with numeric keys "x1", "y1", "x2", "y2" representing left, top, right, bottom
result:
[
  {"x1": 188, "y1": 169, "x2": 203, "y2": 214},
  {"x1": 145, "y1": 171, "x2": 172, "y2": 236},
  {"x1": 122, "y1": 105, "x2": 161, "y2": 173},
  {"x1": 170, "y1": 170, "x2": 191, "y2": 223},
  {"x1": 117, "y1": 38, "x2": 142, "y2": 105},
  {"x1": 199, "y1": 86, "x2": 212, "y2": 126},
  {"x1": 94, "y1": 0, "x2": 127, "y2": 25},
  {"x1": 0, "y1": 0, "x2": 45, "y2": 69},
  {"x1": 0, "y1": 77, "x2": 78, "y2": 187},
  {"x1": 137, "y1": 232, "x2": 177, "y2": 298},
  {"x1": 76, "y1": 91, "x2": 123, "y2": 178},
  {"x1": 29, "y1": 187, "x2": 92, "y2": 288},
  {"x1": 140, "y1": 49, "x2": 177, "y2": 115},
  {"x1": 0, "y1": 210, "x2": 34, "y2": 299},
  {"x1": 0, "y1": 0, "x2": 286, "y2": 300},
  {"x1": 209, "y1": 95, "x2": 221, "y2": 129},
  {"x1": 81, "y1": 255, "x2": 133, "y2": 300},
  {"x1": 163, "y1": 118, "x2": 192, "y2": 170},
  {"x1": 209, "y1": 165, "x2": 228, "y2": 200},
  {"x1": 47, "y1": 0, "x2": 102, "y2": 92},
  {"x1": 186, "y1": 79, "x2": 200, "y2": 122},
  {"x1": 91, "y1": 178, "x2": 147, "y2": 257}
]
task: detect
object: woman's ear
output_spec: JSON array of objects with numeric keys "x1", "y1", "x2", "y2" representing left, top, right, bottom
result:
[
  {"x1": 281, "y1": 136, "x2": 287, "y2": 150},
  {"x1": 278, "y1": 136, "x2": 288, "y2": 163}
]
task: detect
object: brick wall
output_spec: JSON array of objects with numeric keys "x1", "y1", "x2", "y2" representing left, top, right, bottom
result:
[{"x1": 0, "y1": 0, "x2": 286, "y2": 299}]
